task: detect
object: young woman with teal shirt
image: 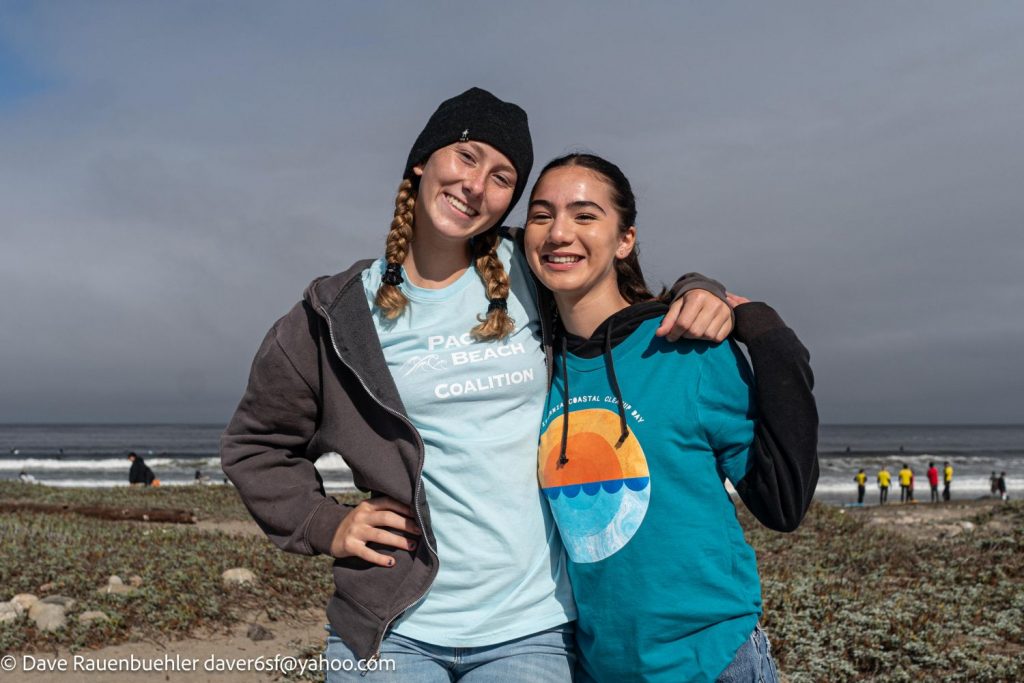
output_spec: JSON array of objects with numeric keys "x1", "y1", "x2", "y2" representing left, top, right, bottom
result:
[{"x1": 524, "y1": 153, "x2": 818, "y2": 682}]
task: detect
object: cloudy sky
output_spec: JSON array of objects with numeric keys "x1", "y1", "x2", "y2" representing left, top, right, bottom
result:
[{"x1": 1, "y1": 2, "x2": 1022, "y2": 424}]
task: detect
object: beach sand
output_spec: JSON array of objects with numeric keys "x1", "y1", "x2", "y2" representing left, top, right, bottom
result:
[{"x1": 841, "y1": 496, "x2": 1011, "y2": 542}]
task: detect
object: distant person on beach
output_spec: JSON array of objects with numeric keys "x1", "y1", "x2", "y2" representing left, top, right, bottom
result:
[
  {"x1": 898, "y1": 464, "x2": 913, "y2": 503},
  {"x1": 943, "y1": 461, "x2": 953, "y2": 501},
  {"x1": 990, "y1": 471, "x2": 999, "y2": 496},
  {"x1": 878, "y1": 467, "x2": 891, "y2": 504},
  {"x1": 221, "y1": 88, "x2": 745, "y2": 681},
  {"x1": 18, "y1": 469, "x2": 37, "y2": 484},
  {"x1": 928, "y1": 462, "x2": 940, "y2": 503},
  {"x1": 854, "y1": 469, "x2": 867, "y2": 504},
  {"x1": 998, "y1": 472, "x2": 1008, "y2": 501},
  {"x1": 127, "y1": 452, "x2": 156, "y2": 487}
]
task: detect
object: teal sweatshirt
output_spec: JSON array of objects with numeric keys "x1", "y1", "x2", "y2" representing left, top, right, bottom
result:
[{"x1": 538, "y1": 313, "x2": 762, "y2": 682}]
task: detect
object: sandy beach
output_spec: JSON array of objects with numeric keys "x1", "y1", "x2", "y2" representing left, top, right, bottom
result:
[
  {"x1": 1, "y1": 483, "x2": 1021, "y2": 682},
  {"x1": 843, "y1": 496, "x2": 1015, "y2": 541}
]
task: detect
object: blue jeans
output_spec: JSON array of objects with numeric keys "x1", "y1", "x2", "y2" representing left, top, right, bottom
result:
[
  {"x1": 716, "y1": 625, "x2": 780, "y2": 683},
  {"x1": 324, "y1": 623, "x2": 575, "y2": 682}
]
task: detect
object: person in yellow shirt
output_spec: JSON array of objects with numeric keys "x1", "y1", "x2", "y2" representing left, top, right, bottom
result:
[
  {"x1": 854, "y1": 469, "x2": 867, "y2": 504},
  {"x1": 877, "y1": 466, "x2": 891, "y2": 505},
  {"x1": 898, "y1": 464, "x2": 913, "y2": 503},
  {"x1": 943, "y1": 461, "x2": 954, "y2": 501}
]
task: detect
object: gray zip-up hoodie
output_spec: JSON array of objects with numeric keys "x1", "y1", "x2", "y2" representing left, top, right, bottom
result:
[
  {"x1": 221, "y1": 257, "x2": 446, "y2": 661},
  {"x1": 220, "y1": 232, "x2": 725, "y2": 660}
]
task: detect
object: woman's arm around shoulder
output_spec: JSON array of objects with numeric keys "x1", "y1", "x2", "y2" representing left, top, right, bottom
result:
[{"x1": 729, "y1": 296, "x2": 819, "y2": 532}]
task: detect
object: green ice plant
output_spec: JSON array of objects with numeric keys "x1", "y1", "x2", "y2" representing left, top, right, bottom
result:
[
  {"x1": 0, "y1": 511, "x2": 334, "y2": 652},
  {"x1": 2, "y1": 485, "x2": 1021, "y2": 681},
  {"x1": 744, "y1": 501, "x2": 1024, "y2": 682}
]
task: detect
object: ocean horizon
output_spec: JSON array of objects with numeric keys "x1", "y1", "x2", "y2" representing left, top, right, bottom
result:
[{"x1": 1, "y1": 423, "x2": 1021, "y2": 503}]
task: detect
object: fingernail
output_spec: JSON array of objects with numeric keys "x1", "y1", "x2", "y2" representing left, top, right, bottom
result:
[
  {"x1": 409, "y1": 540, "x2": 417, "y2": 551},
  {"x1": 388, "y1": 558, "x2": 395, "y2": 567}
]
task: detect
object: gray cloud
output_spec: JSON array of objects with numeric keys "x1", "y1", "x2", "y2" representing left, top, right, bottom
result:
[{"x1": 1, "y1": 2, "x2": 1022, "y2": 423}]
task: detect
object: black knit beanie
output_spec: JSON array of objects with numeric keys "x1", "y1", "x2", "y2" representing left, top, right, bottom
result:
[{"x1": 404, "y1": 87, "x2": 533, "y2": 228}]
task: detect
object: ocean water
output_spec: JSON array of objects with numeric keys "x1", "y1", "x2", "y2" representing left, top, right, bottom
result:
[
  {"x1": 0, "y1": 424, "x2": 1021, "y2": 503},
  {"x1": 0, "y1": 423, "x2": 353, "y2": 490},
  {"x1": 816, "y1": 424, "x2": 1022, "y2": 504}
]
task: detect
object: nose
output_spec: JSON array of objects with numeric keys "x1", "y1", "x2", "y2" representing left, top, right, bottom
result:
[
  {"x1": 546, "y1": 215, "x2": 574, "y2": 245},
  {"x1": 462, "y1": 168, "x2": 485, "y2": 198}
]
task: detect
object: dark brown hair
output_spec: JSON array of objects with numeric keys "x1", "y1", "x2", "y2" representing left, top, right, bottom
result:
[{"x1": 531, "y1": 153, "x2": 665, "y2": 303}]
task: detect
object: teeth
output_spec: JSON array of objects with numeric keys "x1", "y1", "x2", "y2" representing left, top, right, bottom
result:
[
  {"x1": 445, "y1": 194, "x2": 478, "y2": 216},
  {"x1": 547, "y1": 255, "x2": 582, "y2": 264}
]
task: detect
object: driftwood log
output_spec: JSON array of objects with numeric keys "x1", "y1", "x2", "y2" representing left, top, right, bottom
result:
[{"x1": 0, "y1": 500, "x2": 197, "y2": 524}]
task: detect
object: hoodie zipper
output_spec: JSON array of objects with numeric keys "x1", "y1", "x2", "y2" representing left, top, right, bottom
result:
[{"x1": 317, "y1": 304, "x2": 438, "y2": 661}]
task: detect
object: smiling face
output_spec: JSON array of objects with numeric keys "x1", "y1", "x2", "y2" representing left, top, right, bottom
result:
[
  {"x1": 525, "y1": 165, "x2": 636, "y2": 306},
  {"x1": 412, "y1": 141, "x2": 517, "y2": 245}
]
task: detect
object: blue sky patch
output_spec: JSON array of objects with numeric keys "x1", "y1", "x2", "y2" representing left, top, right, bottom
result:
[{"x1": 0, "y1": 38, "x2": 53, "y2": 109}]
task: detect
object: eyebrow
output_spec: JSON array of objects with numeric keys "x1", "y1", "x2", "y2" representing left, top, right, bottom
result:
[{"x1": 529, "y1": 199, "x2": 607, "y2": 215}]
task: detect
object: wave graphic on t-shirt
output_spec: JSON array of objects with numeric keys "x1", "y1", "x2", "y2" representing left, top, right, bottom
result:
[
  {"x1": 538, "y1": 408, "x2": 650, "y2": 563},
  {"x1": 544, "y1": 477, "x2": 650, "y2": 499}
]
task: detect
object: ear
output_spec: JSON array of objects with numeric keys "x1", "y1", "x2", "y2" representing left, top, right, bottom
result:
[
  {"x1": 616, "y1": 226, "x2": 637, "y2": 259},
  {"x1": 412, "y1": 164, "x2": 424, "y2": 177}
]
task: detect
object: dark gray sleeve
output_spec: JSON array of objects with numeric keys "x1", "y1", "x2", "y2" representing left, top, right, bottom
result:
[
  {"x1": 732, "y1": 302, "x2": 819, "y2": 532},
  {"x1": 220, "y1": 308, "x2": 351, "y2": 556},
  {"x1": 669, "y1": 272, "x2": 728, "y2": 303}
]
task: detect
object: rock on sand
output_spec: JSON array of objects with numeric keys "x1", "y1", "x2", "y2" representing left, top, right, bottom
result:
[
  {"x1": 28, "y1": 601, "x2": 67, "y2": 632},
  {"x1": 97, "y1": 575, "x2": 137, "y2": 595},
  {"x1": 222, "y1": 568, "x2": 257, "y2": 587},
  {"x1": 11, "y1": 593, "x2": 38, "y2": 612},
  {"x1": 0, "y1": 602, "x2": 20, "y2": 624},
  {"x1": 78, "y1": 610, "x2": 110, "y2": 625}
]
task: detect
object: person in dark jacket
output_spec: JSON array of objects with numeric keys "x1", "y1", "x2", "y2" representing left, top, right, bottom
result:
[
  {"x1": 221, "y1": 88, "x2": 737, "y2": 681},
  {"x1": 127, "y1": 452, "x2": 155, "y2": 487},
  {"x1": 524, "y1": 153, "x2": 817, "y2": 682}
]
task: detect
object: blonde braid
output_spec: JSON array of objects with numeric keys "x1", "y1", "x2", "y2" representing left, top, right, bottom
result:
[
  {"x1": 375, "y1": 179, "x2": 416, "y2": 319},
  {"x1": 470, "y1": 229, "x2": 515, "y2": 341}
]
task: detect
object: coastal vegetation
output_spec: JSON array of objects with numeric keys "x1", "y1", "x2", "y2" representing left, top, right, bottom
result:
[
  {"x1": 1, "y1": 482, "x2": 1021, "y2": 681},
  {"x1": 748, "y1": 500, "x2": 1023, "y2": 682}
]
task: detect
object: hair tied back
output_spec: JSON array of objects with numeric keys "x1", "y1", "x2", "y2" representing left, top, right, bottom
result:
[{"x1": 382, "y1": 263, "x2": 404, "y2": 286}]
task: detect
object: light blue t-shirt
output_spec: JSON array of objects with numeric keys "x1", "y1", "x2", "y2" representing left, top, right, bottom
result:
[
  {"x1": 362, "y1": 238, "x2": 576, "y2": 646},
  {"x1": 538, "y1": 317, "x2": 760, "y2": 682}
]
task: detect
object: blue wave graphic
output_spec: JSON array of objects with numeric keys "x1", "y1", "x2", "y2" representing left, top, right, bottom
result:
[{"x1": 543, "y1": 477, "x2": 649, "y2": 500}]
